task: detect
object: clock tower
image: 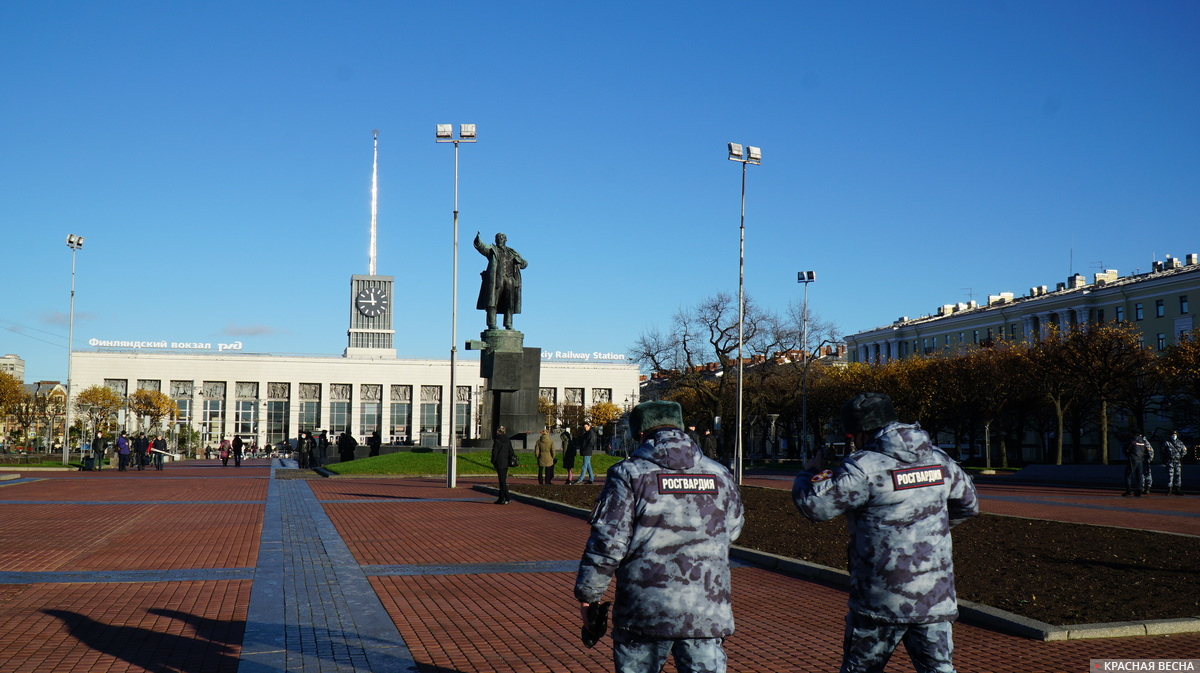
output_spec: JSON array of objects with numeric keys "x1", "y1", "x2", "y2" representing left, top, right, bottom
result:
[
  {"x1": 346, "y1": 274, "x2": 396, "y2": 358},
  {"x1": 345, "y1": 131, "x2": 397, "y2": 359}
]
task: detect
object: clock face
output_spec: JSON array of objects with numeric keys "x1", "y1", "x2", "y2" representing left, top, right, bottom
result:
[{"x1": 355, "y1": 288, "x2": 389, "y2": 318}]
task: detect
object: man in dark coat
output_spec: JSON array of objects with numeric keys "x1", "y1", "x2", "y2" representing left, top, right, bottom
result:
[
  {"x1": 134, "y1": 433, "x2": 150, "y2": 470},
  {"x1": 490, "y1": 426, "x2": 514, "y2": 504},
  {"x1": 1123, "y1": 434, "x2": 1152, "y2": 497},
  {"x1": 337, "y1": 432, "x2": 358, "y2": 463},
  {"x1": 368, "y1": 430, "x2": 382, "y2": 457},
  {"x1": 231, "y1": 435, "x2": 244, "y2": 467}
]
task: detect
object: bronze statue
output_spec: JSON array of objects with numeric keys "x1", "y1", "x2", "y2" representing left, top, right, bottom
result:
[{"x1": 474, "y1": 231, "x2": 528, "y2": 330}]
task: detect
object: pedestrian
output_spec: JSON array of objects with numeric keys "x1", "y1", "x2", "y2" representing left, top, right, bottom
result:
[
  {"x1": 685, "y1": 423, "x2": 701, "y2": 448},
  {"x1": 490, "y1": 425, "x2": 514, "y2": 505},
  {"x1": 575, "y1": 400, "x2": 743, "y2": 673},
  {"x1": 337, "y1": 431, "x2": 358, "y2": 463},
  {"x1": 93, "y1": 431, "x2": 107, "y2": 471},
  {"x1": 219, "y1": 437, "x2": 232, "y2": 467},
  {"x1": 151, "y1": 434, "x2": 167, "y2": 470},
  {"x1": 1122, "y1": 434, "x2": 1151, "y2": 497},
  {"x1": 792, "y1": 392, "x2": 979, "y2": 673},
  {"x1": 535, "y1": 429, "x2": 556, "y2": 485},
  {"x1": 1164, "y1": 430, "x2": 1186, "y2": 495},
  {"x1": 297, "y1": 431, "x2": 312, "y2": 469},
  {"x1": 232, "y1": 435, "x2": 244, "y2": 467},
  {"x1": 576, "y1": 421, "x2": 598, "y2": 485},
  {"x1": 315, "y1": 433, "x2": 328, "y2": 467},
  {"x1": 134, "y1": 433, "x2": 150, "y2": 471},
  {"x1": 702, "y1": 428, "x2": 720, "y2": 462},
  {"x1": 116, "y1": 431, "x2": 131, "y2": 471},
  {"x1": 368, "y1": 430, "x2": 382, "y2": 457},
  {"x1": 562, "y1": 427, "x2": 576, "y2": 485}
]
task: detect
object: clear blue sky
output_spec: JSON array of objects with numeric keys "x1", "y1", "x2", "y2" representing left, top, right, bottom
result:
[{"x1": 3, "y1": 1, "x2": 1198, "y2": 382}]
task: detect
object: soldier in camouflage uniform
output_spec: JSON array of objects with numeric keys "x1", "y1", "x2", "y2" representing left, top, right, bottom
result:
[
  {"x1": 1164, "y1": 431, "x2": 1186, "y2": 495},
  {"x1": 792, "y1": 393, "x2": 978, "y2": 673},
  {"x1": 575, "y1": 400, "x2": 743, "y2": 673}
]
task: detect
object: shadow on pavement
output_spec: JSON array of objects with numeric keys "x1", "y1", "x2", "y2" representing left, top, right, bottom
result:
[{"x1": 43, "y1": 609, "x2": 241, "y2": 673}]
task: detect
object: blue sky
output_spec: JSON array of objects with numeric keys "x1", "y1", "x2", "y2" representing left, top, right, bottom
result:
[{"x1": 3, "y1": 1, "x2": 1198, "y2": 382}]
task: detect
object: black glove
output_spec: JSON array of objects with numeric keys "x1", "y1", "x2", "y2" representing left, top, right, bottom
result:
[{"x1": 580, "y1": 601, "x2": 611, "y2": 648}]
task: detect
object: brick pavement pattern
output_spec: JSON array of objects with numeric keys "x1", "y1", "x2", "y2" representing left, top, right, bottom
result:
[{"x1": 1, "y1": 463, "x2": 1198, "y2": 672}]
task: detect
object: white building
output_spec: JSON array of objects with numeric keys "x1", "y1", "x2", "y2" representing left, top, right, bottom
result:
[{"x1": 69, "y1": 347, "x2": 638, "y2": 449}]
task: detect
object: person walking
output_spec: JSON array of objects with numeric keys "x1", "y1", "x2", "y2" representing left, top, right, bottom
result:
[
  {"x1": 232, "y1": 435, "x2": 244, "y2": 467},
  {"x1": 151, "y1": 434, "x2": 167, "y2": 470},
  {"x1": 297, "y1": 431, "x2": 312, "y2": 469},
  {"x1": 1164, "y1": 430, "x2": 1187, "y2": 495},
  {"x1": 490, "y1": 426, "x2": 514, "y2": 505},
  {"x1": 219, "y1": 437, "x2": 232, "y2": 467},
  {"x1": 575, "y1": 400, "x2": 743, "y2": 673},
  {"x1": 702, "y1": 428, "x2": 720, "y2": 462},
  {"x1": 792, "y1": 392, "x2": 979, "y2": 673},
  {"x1": 337, "y1": 431, "x2": 358, "y2": 463},
  {"x1": 577, "y1": 421, "x2": 598, "y2": 485},
  {"x1": 93, "y1": 431, "x2": 107, "y2": 471},
  {"x1": 116, "y1": 431, "x2": 131, "y2": 471},
  {"x1": 562, "y1": 427, "x2": 577, "y2": 485},
  {"x1": 535, "y1": 429, "x2": 556, "y2": 485},
  {"x1": 134, "y1": 433, "x2": 150, "y2": 471}
]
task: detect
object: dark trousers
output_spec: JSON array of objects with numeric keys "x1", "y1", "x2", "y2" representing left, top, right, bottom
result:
[
  {"x1": 118, "y1": 453, "x2": 130, "y2": 470},
  {"x1": 538, "y1": 466, "x2": 555, "y2": 484},
  {"x1": 234, "y1": 452, "x2": 241, "y2": 467},
  {"x1": 495, "y1": 467, "x2": 510, "y2": 502},
  {"x1": 1126, "y1": 461, "x2": 1145, "y2": 493}
]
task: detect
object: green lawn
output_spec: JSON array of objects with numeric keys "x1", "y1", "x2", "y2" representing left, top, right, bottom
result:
[{"x1": 323, "y1": 450, "x2": 625, "y2": 476}]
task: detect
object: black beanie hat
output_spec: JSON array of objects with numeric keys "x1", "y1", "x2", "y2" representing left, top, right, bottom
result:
[{"x1": 840, "y1": 393, "x2": 898, "y2": 434}]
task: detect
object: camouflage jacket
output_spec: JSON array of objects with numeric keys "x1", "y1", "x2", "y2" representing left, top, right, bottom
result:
[
  {"x1": 792, "y1": 422, "x2": 978, "y2": 624},
  {"x1": 1164, "y1": 437, "x2": 1187, "y2": 462},
  {"x1": 574, "y1": 427, "x2": 744, "y2": 639}
]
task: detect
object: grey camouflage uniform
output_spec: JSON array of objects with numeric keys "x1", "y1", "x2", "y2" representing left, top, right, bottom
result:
[
  {"x1": 1142, "y1": 440, "x2": 1156, "y2": 493},
  {"x1": 575, "y1": 426, "x2": 743, "y2": 672},
  {"x1": 1165, "y1": 435, "x2": 1186, "y2": 491},
  {"x1": 793, "y1": 422, "x2": 978, "y2": 673}
]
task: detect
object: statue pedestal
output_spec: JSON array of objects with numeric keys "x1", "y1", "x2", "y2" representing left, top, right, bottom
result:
[{"x1": 478, "y1": 329, "x2": 542, "y2": 440}]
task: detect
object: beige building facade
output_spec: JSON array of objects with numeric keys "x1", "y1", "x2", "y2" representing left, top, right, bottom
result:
[{"x1": 846, "y1": 253, "x2": 1199, "y2": 364}]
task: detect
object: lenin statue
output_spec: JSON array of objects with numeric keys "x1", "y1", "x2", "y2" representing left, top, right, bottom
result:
[{"x1": 474, "y1": 231, "x2": 528, "y2": 330}]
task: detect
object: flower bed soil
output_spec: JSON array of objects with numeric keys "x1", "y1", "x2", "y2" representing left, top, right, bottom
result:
[{"x1": 517, "y1": 484, "x2": 1200, "y2": 626}]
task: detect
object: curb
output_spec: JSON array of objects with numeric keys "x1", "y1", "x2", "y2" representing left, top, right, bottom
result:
[{"x1": 480, "y1": 484, "x2": 1200, "y2": 641}]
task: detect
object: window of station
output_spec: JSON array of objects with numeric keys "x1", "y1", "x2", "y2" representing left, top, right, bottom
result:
[
  {"x1": 329, "y1": 384, "x2": 351, "y2": 434},
  {"x1": 1135, "y1": 303, "x2": 1144, "y2": 321},
  {"x1": 1115, "y1": 306, "x2": 1124, "y2": 322},
  {"x1": 1182, "y1": 295, "x2": 1190, "y2": 315},
  {"x1": 1157, "y1": 333, "x2": 1167, "y2": 351},
  {"x1": 419, "y1": 385, "x2": 442, "y2": 445},
  {"x1": 298, "y1": 383, "x2": 321, "y2": 433},
  {"x1": 454, "y1": 386, "x2": 472, "y2": 440},
  {"x1": 390, "y1": 385, "x2": 412, "y2": 445},
  {"x1": 1156, "y1": 299, "x2": 1165, "y2": 318}
]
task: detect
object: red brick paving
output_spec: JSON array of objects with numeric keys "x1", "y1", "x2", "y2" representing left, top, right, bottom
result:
[
  {"x1": 2, "y1": 466, "x2": 1197, "y2": 673},
  {"x1": 0, "y1": 580, "x2": 249, "y2": 673},
  {"x1": 0, "y1": 476, "x2": 268, "y2": 502},
  {"x1": 0, "y1": 504, "x2": 261, "y2": 571}
]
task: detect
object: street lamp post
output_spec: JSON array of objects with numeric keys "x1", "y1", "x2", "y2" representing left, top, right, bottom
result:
[
  {"x1": 64, "y1": 234, "x2": 84, "y2": 465},
  {"x1": 797, "y1": 270, "x2": 816, "y2": 458},
  {"x1": 727, "y1": 143, "x2": 761, "y2": 485},
  {"x1": 436, "y1": 123, "x2": 476, "y2": 489}
]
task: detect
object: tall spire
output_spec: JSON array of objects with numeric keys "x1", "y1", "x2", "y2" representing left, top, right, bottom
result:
[{"x1": 369, "y1": 129, "x2": 379, "y2": 276}]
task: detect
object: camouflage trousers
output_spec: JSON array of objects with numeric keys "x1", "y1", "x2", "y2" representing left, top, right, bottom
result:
[
  {"x1": 841, "y1": 612, "x2": 955, "y2": 673},
  {"x1": 1126, "y1": 462, "x2": 1145, "y2": 493},
  {"x1": 612, "y1": 631, "x2": 726, "y2": 673},
  {"x1": 1167, "y1": 461, "x2": 1182, "y2": 489},
  {"x1": 1143, "y1": 465, "x2": 1153, "y2": 492}
]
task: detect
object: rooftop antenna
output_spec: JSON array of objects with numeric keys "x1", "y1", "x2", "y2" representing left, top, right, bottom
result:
[
  {"x1": 369, "y1": 129, "x2": 379, "y2": 276},
  {"x1": 961, "y1": 287, "x2": 974, "y2": 301}
]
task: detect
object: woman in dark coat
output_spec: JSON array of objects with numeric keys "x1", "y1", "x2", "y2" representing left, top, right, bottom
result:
[
  {"x1": 490, "y1": 426, "x2": 514, "y2": 505},
  {"x1": 561, "y1": 427, "x2": 576, "y2": 484}
]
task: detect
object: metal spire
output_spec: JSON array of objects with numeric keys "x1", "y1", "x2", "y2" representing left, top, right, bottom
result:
[{"x1": 369, "y1": 129, "x2": 379, "y2": 276}]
